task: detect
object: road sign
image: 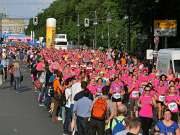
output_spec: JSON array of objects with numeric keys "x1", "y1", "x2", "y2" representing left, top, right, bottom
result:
[{"x1": 154, "y1": 20, "x2": 177, "y2": 37}]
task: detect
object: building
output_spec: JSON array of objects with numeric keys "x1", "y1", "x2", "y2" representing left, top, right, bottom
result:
[{"x1": 0, "y1": 18, "x2": 29, "y2": 34}]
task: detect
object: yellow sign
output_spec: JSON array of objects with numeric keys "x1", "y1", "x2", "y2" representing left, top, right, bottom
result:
[
  {"x1": 154, "y1": 20, "x2": 177, "y2": 29},
  {"x1": 154, "y1": 20, "x2": 177, "y2": 36},
  {"x1": 46, "y1": 26, "x2": 56, "y2": 48}
]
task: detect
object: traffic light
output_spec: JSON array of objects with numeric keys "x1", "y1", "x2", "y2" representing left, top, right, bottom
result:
[
  {"x1": 33, "y1": 16, "x2": 38, "y2": 25},
  {"x1": 84, "y1": 18, "x2": 89, "y2": 27}
]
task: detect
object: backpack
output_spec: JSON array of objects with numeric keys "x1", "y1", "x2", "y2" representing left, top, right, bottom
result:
[
  {"x1": 91, "y1": 97, "x2": 107, "y2": 120},
  {"x1": 112, "y1": 118, "x2": 125, "y2": 135}
]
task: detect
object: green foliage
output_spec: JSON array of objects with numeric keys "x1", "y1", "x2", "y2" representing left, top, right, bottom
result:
[{"x1": 26, "y1": 0, "x2": 133, "y2": 48}]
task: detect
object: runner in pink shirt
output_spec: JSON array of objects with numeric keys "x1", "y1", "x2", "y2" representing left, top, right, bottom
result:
[
  {"x1": 175, "y1": 78, "x2": 180, "y2": 95},
  {"x1": 167, "y1": 69, "x2": 175, "y2": 81},
  {"x1": 129, "y1": 75, "x2": 140, "y2": 118},
  {"x1": 165, "y1": 86, "x2": 180, "y2": 122},
  {"x1": 169, "y1": 80, "x2": 180, "y2": 95},
  {"x1": 155, "y1": 80, "x2": 168, "y2": 120},
  {"x1": 138, "y1": 85, "x2": 156, "y2": 135},
  {"x1": 160, "y1": 74, "x2": 168, "y2": 87},
  {"x1": 96, "y1": 78, "x2": 104, "y2": 94},
  {"x1": 87, "y1": 78, "x2": 97, "y2": 95}
]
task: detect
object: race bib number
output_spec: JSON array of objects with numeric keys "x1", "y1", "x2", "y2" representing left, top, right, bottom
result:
[
  {"x1": 71, "y1": 65, "x2": 76, "y2": 68},
  {"x1": 113, "y1": 93, "x2": 121, "y2": 99},
  {"x1": 86, "y1": 67, "x2": 92, "y2": 70},
  {"x1": 159, "y1": 95, "x2": 165, "y2": 102},
  {"x1": 132, "y1": 91, "x2": 139, "y2": 98},
  {"x1": 168, "y1": 102, "x2": 178, "y2": 112}
]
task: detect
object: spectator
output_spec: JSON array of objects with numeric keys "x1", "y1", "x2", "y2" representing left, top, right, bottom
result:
[
  {"x1": 72, "y1": 88, "x2": 93, "y2": 135},
  {"x1": 89, "y1": 86, "x2": 112, "y2": 135},
  {"x1": 63, "y1": 78, "x2": 73, "y2": 135},
  {"x1": 106, "y1": 104, "x2": 127, "y2": 135},
  {"x1": 52, "y1": 71, "x2": 62, "y2": 122},
  {"x1": 13, "y1": 61, "x2": 21, "y2": 91},
  {"x1": 8, "y1": 64, "x2": 15, "y2": 87},
  {"x1": 71, "y1": 77, "x2": 82, "y2": 109},
  {"x1": 126, "y1": 118, "x2": 141, "y2": 135},
  {"x1": 0, "y1": 63, "x2": 3, "y2": 86},
  {"x1": 155, "y1": 109, "x2": 180, "y2": 135}
]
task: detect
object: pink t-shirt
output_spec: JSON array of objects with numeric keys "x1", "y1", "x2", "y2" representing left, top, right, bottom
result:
[
  {"x1": 149, "y1": 73, "x2": 156, "y2": 80},
  {"x1": 138, "y1": 74, "x2": 149, "y2": 83},
  {"x1": 139, "y1": 95, "x2": 153, "y2": 118},
  {"x1": 167, "y1": 74, "x2": 174, "y2": 81},
  {"x1": 156, "y1": 86, "x2": 168, "y2": 95},
  {"x1": 87, "y1": 85, "x2": 97, "y2": 95},
  {"x1": 165, "y1": 95, "x2": 180, "y2": 113},
  {"x1": 110, "y1": 81, "x2": 123, "y2": 93},
  {"x1": 96, "y1": 85, "x2": 104, "y2": 93},
  {"x1": 129, "y1": 82, "x2": 140, "y2": 99},
  {"x1": 153, "y1": 78, "x2": 159, "y2": 88}
]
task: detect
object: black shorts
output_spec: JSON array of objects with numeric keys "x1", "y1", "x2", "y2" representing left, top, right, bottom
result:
[{"x1": 156, "y1": 100, "x2": 164, "y2": 106}]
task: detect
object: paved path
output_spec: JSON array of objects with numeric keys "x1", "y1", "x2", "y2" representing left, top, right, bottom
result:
[{"x1": 0, "y1": 65, "x2": 62, "y2": 135}]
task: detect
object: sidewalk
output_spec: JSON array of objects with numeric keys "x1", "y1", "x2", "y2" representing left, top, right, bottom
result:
[{"x1": 0, "y1": 64, "x2": 62, "y2": 135}]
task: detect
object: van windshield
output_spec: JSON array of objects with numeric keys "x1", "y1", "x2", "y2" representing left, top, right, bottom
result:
[
  {"x1": 56, "y1": 42, "x2": 67, "y2": 45},
  {"x1": 174, "y1": 60, "x2": 180, "y2": 73}
]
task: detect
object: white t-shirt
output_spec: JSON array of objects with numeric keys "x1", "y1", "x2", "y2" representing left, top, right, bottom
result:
[
  {"x1": 39, "y1": 72, "x2": 46, "y2": 84},
  {"x1": 65, "y1": 87, "x2": 72, "y2": 108},
  {"x1": 71, "y1": 82, "x2": 82, "y2": 104}
]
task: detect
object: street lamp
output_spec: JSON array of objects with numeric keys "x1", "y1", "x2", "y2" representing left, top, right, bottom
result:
[
  {"x1": 107, "y1": 12, "x2": 112, "y2": 49},
  {"x1": 153, "y1": 0, "x2": 159, "y2": 49},
  {"x1": 77, "y1": 13, "x2": 80, "y2": 47},
  {"x1": 127, "y1": 1, "x2": 131, "y2": 53},
  {"x1": 93, "y1": 11, "x2": 98, "y2": 49}
]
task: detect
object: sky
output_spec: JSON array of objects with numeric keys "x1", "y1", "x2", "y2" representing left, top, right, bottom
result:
[{"x1": 0, "y1": 0, "x2": 54, "y2": 18}]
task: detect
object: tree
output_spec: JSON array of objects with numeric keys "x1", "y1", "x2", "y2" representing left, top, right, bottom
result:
[{"x1": 26, "y1": 0, "x2": 180, "y2": 50}]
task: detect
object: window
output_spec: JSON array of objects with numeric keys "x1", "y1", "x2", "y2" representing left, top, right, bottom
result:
[
  {"x1": 174, "y1": 60, "x2": 180, "y2": 73},
  {"x1": 170, "y1": 60, "x2": 173, "y2": 70},
  {"x1": 56, "y1": 41, "x2": 67, "y2": 45}
]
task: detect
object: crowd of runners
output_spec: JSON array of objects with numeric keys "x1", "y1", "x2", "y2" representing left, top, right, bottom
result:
[{"x1": 1, "y1": 44, "x2": 180, "y2": 135}]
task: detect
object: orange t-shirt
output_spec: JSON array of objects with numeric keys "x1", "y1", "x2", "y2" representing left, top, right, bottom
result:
[
  {"x1": 53, "y1": 79, "x2": 61, "y2": 95},
  {"x1": 120, "y1": 58, "x2": 126, "y2": 65}
]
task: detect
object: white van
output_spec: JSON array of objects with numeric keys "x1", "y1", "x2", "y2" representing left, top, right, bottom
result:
[
  {"x1": 55, "y1": 34, "x2": 68, "y2": 50},
  {"x1": 157, "y1": 48, "x2": 180, "y2": 78}
]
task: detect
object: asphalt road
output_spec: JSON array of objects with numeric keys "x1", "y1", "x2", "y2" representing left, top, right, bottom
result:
[{"x1": 0, "y1": 65, "x2": 62, "y2": 135}]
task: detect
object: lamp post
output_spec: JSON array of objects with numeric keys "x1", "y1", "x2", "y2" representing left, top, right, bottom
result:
[
  {"x1": 127, "y1": 0, "x2": 131, "y2": 53},
  {"x1": 77, "y1": 13, "x2": 80, "y2": 47},
  {"x1": 107, "y1": 12, "x2": 112, "y2": 49},
  {"x1": 93, "y1": 11, "x2": 98, "y2": 49},
  {"x1": 152, "y1": 0, "x2": 159, "y2": 64},
  {"x1": 153, "y1": 0, "x2": 159, "y2": 51}
]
